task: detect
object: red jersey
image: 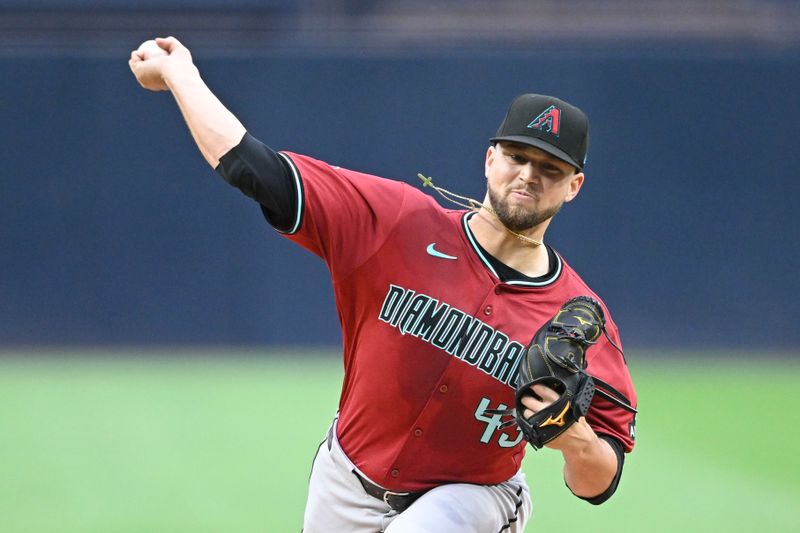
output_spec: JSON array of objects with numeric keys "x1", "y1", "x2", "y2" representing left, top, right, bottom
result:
[{"x1": 279, "y1": 152, "x2": 637, "y2": 492}]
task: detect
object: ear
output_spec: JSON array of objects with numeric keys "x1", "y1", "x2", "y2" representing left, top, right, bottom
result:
[
  {"x1": 484, "y1": 145, "x2": 496, "y2": 178},
  {"x1": 564, "y1": 172, "x2": 585, "y2": 203}
]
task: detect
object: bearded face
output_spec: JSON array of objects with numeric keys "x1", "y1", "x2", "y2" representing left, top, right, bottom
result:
[{"x1": 487, "y1": 185, "x2": 564, "y2": 232}]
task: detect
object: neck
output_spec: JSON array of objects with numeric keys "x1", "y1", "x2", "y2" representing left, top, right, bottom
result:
[{"x1": 468, "y1": 209, "x2": 552, "y2": 277}]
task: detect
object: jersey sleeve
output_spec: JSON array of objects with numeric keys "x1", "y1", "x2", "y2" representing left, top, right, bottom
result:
[
  {"x1": 276, "y1": 151, "x2": 410, "y2": 279},
  {"x1": 584, "y1": 315, "x2": 638, "y2": 452}
]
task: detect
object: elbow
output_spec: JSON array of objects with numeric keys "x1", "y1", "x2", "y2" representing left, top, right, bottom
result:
[
  {"x1": 566, "y1": 472, "x2": 618, "y2": 505},
  {"x1": 577, "y1": 484, "x2": 616, "y2": 506}
]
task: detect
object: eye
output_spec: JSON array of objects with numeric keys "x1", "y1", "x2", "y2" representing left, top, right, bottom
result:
[
  {"x1": 541, "y1": 163, "x2": 563, "y2": 175},
  {"x1": 509, "y1": 154, "x2": 526, "y2": 163}
]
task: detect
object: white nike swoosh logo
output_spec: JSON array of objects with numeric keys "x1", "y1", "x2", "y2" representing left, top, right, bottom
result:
[{"x1": 426, "y1": 243, "x2": 458, "y2": 260}]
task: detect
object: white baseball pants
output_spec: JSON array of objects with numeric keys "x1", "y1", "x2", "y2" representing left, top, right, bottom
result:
[{"x1": 302, "y1": 421, "x2": 532, "y2": 532}]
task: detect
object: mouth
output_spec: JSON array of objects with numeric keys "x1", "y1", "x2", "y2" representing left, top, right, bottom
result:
[{"x1": 510, "y1": 189, "x2": 536, "y2": 201}]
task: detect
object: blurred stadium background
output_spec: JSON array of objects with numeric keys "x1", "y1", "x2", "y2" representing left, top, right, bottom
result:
[{"x1": 1, "y1": 1, "x2": 798, "y2": 532}]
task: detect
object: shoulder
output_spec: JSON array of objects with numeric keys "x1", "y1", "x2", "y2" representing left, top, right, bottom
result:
[
  {"x1": 278, "y1": 151, "x2": 464, "y2": 242},
  {"x1": 552, "y1": 253, "x2": 602, "y2": 301},
  {"x1": 281, "y1": 152, "x2": 431, "y2": 200},
  {"x1": 552, "y1": 252, "x2": 619, "y2": 329}
]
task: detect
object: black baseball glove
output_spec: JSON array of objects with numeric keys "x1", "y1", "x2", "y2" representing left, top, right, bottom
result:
[{"x1": 489, "y1": 296, "x2": 637, "y2": 449}]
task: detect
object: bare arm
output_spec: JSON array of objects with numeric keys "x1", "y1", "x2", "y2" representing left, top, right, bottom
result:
[
  {"x1": 521, "y1": 384, "x2": 618, "y2": 498},
  {"x1": 128, "y1": 37, "x2": 246, "y2": 168}
]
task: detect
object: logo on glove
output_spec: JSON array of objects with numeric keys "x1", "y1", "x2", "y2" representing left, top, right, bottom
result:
[{"x1": 538, "y1": 401, "x2": 570, "y2": 428}]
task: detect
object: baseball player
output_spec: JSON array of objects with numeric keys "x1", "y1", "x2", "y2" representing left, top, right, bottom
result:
[{"x1": 129, "y1": 37, "x2": 637, "y2": 532}]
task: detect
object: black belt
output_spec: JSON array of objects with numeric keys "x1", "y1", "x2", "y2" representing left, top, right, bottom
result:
[{"x1": 327, "y1": 425, "x2": 426, "y2": 513}]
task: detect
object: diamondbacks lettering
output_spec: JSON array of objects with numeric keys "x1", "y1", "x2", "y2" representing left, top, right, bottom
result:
[{"x1": 378, "y1": 284, "x2": 525, "y2": 387}]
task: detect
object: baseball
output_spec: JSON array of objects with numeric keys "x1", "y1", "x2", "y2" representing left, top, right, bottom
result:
[{"x1": 137, "y1": 39, "x2": 167, "y2": 59}]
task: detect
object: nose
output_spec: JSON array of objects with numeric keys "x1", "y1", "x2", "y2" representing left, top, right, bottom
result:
[{"x1": 517, "y1": 162, "x2": 539, "y2": 183}]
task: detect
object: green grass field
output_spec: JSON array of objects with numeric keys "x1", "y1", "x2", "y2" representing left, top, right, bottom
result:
[{"x1": 1, "y1": 350, "x2": 798, "y2": 532}]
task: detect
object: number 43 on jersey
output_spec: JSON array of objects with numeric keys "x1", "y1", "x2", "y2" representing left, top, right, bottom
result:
[{"x1": 475, "y1": 397, "x2": 524, "y2": 448}]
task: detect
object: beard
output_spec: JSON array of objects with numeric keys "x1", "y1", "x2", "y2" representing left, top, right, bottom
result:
[{"x1": 487, "y1": 186, "x2": 563, "y2": 232}]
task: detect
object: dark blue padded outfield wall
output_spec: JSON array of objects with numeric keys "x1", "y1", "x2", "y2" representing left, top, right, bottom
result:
[{"x1": 1, "y1": 51, "x2": 798, "y2": 349}]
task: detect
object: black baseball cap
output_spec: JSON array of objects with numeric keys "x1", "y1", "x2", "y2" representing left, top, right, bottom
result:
[{"x1": 490, "y1": 94, "x2": 589, "y2": 170}]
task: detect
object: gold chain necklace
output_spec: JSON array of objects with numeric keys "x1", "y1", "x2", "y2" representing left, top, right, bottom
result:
[{"x1": 417, "y1": 173, "x2": 543, "y2": 247}]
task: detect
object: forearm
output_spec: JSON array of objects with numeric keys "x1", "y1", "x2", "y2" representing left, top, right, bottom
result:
[
  {"x1": 162, "y1": 62, "x2": 246, "y2": 168},
  {"x1": 557, "y1": 419, "x2": 618, "y2": 498}
]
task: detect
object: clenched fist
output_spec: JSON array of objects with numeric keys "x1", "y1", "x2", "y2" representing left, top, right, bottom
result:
[{"x1": 128, "y1": 36, "x2": 195, "y2": 92}]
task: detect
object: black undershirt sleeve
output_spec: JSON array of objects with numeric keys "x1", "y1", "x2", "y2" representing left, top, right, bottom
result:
[
  {"x1": 214, "y1": 132, "x2": 298, "y2": 231},
  {"x1": 570, "y1": 434, "x2": 626, "y2": 505}
]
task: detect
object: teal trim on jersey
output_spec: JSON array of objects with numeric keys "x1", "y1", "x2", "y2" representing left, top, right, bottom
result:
[
  {"x1": 461, "y1": 212, "x2": 562, "y2": 287},
  {"x1": 462, "y1": 212, "x2": 500, "y2": 279},
  {"x1": 276, "y1": 152, "x2": 303, "y2": 235}
]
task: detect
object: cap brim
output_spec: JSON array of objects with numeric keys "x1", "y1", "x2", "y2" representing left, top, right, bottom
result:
[{"x1": 489, "y1": 135, "x2": 583, "y2": 170}]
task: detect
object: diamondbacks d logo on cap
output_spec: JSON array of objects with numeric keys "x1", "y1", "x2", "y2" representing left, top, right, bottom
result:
[{"x1": 527, "y1": 105, "x2": 561, "y2": 137}]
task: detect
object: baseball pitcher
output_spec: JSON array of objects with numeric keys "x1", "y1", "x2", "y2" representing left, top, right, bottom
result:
[{"x1": 129, "y1": 37, "x2": 637, "y2": 533}]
